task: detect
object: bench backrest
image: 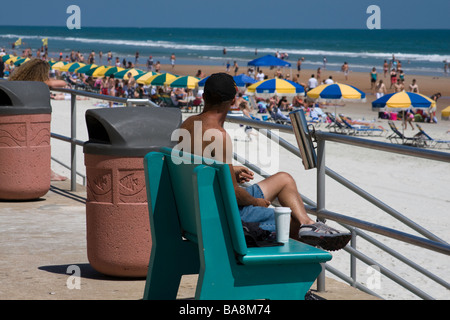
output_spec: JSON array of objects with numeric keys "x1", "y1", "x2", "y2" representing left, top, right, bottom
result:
[{"x1": 146, "y1": 148, "x2": 248, "y2": 257}]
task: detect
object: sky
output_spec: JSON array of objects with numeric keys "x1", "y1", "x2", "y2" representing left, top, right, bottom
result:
[{"x1": 2, "y1": 0, "x2": 449, "y2": 29}]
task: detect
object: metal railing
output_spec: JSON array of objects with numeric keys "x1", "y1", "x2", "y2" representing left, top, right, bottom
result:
[
  {"x1": 226, "y1": 115, "x2": 450, "y2": 300},
  {"x1": 51, "y1": 88, "x2": 450, "y2": 300}
]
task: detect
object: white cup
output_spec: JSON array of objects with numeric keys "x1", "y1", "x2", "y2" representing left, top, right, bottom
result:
[{"x1": 274, "y1": 207, "x2": 291, "y2": 243}]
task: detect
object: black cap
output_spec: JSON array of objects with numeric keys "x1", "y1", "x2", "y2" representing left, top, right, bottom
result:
[{"x1": 204, "y1": 73, "x2": 237, "y2": 104}]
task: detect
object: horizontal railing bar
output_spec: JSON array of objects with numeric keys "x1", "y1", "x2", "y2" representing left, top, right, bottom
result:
[
  {"x1": 316, "y1": 131, "x2": 450, "y2": 163},
  {"x1": 225, "y1": 116, "x2": 450, "y2": 163},
  {"x1": 51, "y1": 132, "x2": 85, "y2": 146},
  {"x1": 225, "y1": 115, "x2": 293, "y2": 133},
  {"x1": 305, "y1": 206, "x2": 450, "y2": 256},
  {"x1": 50, "y1": 87, "x2": 160, "y2": 108}
]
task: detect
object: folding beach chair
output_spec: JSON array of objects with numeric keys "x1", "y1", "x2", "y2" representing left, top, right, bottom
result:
[
  {"x1": 325, "y1": 112, "x2": 353, "y2": 135},
  {"x1": 386, "y1": 120, "x2": 420, "y2": 146},
  {"x1": 415, "y1": 124, "x2": 450, "y2": 149},
  {"x1": 339, "y1": 115, "x2": 385, "y2": 137}
]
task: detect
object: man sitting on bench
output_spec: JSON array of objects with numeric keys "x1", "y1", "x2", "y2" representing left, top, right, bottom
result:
[{"x1": 177, "y1": 73, "x2": 351, "y2": 251}]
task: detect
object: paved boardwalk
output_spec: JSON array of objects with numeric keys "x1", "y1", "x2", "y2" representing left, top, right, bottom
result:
[{"x1": 0, "y1": 180, "x2": 379, "y2": 300}]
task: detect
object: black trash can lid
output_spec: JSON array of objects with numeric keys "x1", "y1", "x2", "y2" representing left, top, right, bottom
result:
[
  {"x1": 0, "y1": 81, "x2": 51, "y2": 115},
  {"x1": 84, "y1": 106, "x2": 182, "y2": 156}
]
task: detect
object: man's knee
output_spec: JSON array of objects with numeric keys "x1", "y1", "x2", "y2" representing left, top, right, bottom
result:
[{"x1": 274, "y1": 172, "x2": 296, "y2": 186}]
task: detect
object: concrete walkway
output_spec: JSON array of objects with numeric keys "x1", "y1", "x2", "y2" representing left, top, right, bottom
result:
[{"x1": 0, "y1": 180, "x2": 380, "y2": 300}]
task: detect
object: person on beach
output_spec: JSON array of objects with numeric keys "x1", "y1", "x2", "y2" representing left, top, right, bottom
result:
[
  {"x1": 375, "y1": 80, "x2": 386, "y2": 99},
  {"x1": 177, "y1": 73, "x2": 351, "y2": 251},
  {"x1": 233, "y1": 61, "x2": 239, "y2": 76},
  {"x1": 170, "y1": 53, "x2": 176, "y2": 69},
  {"x1": 409, "y1": 79, "x2": 419, "y2": 93},
  {"x1": 383, "y1": 60, "x2": 389, "y2": 78},
  {"x1": 389, "y1": 68, "x2": 397, "y2": 89},
  {"x1": 370, "y1": 67, "x2": 377, "y2": 90},
  {"x1": 341, "y1": 62, "x2": 349, "y2": 80},
  {"x1": 8, "y1": 59, "x2": 68, "y2": 181}
]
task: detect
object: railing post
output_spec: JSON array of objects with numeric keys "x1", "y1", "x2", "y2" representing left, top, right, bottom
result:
[
  {"x1": 70, "y1": 93, "x2": 77, "y2": 191},
  {"x1": 316, "y1": 139, "x2": 326, "y2": 292},
  {"x1": 351, "y1": 229, "x2": 357, "y2": 286}
]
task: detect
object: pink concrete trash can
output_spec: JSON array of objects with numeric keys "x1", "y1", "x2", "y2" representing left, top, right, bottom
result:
[
  {"x1": 0, "y1": 81, "x2": 52, "y2": 200},
  {"x1": 83, "y1": 107, "x2": 181, "y2": 277}
]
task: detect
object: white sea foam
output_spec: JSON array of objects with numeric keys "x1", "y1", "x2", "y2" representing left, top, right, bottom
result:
[{"x1": 2, "y1": 33, "x2": 449, "y2": 64}]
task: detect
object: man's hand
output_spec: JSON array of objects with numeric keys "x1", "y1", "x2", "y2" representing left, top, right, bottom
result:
[
  {"x1": 253, "y1": 198, "x2": 271, "y2": 207},
  {"x1": 234, "y1": 166, "x2": 254, "y2": 184}
]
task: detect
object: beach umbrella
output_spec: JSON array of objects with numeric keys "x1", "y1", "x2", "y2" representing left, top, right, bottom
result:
[
  {"x1": 14, "y1": 57, "x2": 30, "y2": 66},
  {"x1": 372, "y1": 91, "x2": 435, "y2": 133},
  {"x1": 1, "y1": 54, "x2": 14, "y2": 62},
  {"x1": 246, "y1": 78, "x2": 305, "y2": 97},
  {"x1": 103, "y1": 66, "x2": 125, "y2": 77},
  {"x1": 134, "y1": 71, "x2": 159, "y2": 84},
  {"x1": 2, "y1": 55, "x2": 19, "y2": 64},
  {"x1": 248, "y1": 54, "x2": 291, "y2": 68},
  {"x1": 197, "y1": 76, "x2": 209, "y2": 87},
  {"x1": 307, "y1": 83, "x2": 366, "y2": 116},
  {"x1": 75, "y1": 64, "x2": 98, "y2": 74},
  {"x1": 113, "y1": 68, "x2": 145, "y2": 80},
  {"x1": 59, "y1": 62, "x2": 86, "y2": 72},
  {"x1": 87, "y1": 65, "x2": 112, "y2": 77},
  {"x1": 233, "y1": 74, "x2": 257, "y2": 87},
  {"x1": 147, "y1": 73, "x2": 178, "y2": 86},
  {"x1": 371, "y1": 91, "x2": 435, "y2": 111},
  {"x1": 165, "y1": 75, "x2": 200, "y2": 89},
  {"x1": 307, "y1": 83, "x2": 366, "y2": 101},
  {"x1": 51, "y1": 61, "x2": 67, "y2": 70}
]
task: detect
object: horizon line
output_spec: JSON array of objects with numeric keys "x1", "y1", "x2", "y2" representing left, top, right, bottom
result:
[{"x1": 1, "y1": 25, "x2": 449, "y2": 31}]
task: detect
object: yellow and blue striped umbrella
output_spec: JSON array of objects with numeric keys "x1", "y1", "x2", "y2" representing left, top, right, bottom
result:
[
  {"x1": 87, "y1": 65, "x2": 113, "y2": 77},
  {"x1": 307, "y1": 83, "x2": 365, "y2": 101},
  {"x1": 246, "y1": 78, "x2": 305, "y2": 97},
  {"x1": 14, "y1": 57, "x2": 30, "y2": 66},
  {"x1": 51, "y1": 61, "x2": 67, "y2": 70},
  {"x1": 59, "y1": 62, "x2": 86, "y2": 72},
  {"x1": 165, "y1": 75, "x2": 200, "y2": 89},
  {"x1": 2, "y1": 55, "x2": 19, "y2": 64},
  {"x1": 372, "y1": 91, "x2": 435, "y2": 111},
  {"x1": 135, "y1": 71, "x2": 159, "y2": 84},
  {"x1": 145, "y1": 73, "x2": 178, "y2": 86},
  {"x1": 75, "y1": 64, "x2": 98, "y2": 74},
  {"x1": 114, "y1": 68, "x2": 145, "y2": 80}
]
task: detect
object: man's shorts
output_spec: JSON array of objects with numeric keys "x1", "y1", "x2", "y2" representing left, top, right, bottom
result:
[{"x1": 238, "y1": 184, "x2": 275, "y2": 232}]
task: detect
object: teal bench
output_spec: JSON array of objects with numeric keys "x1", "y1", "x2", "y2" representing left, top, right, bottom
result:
[{"x1": 142, "y1": 148, "x2": 332, "y2": 300}]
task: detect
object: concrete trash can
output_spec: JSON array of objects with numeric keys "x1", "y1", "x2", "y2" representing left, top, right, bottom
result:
[
  {"x1": 0, "y1": 81, "x2": 52, "y2": 200},
  {"x1": 83, "y1": 106, "x2": 181, "y2": 277}
]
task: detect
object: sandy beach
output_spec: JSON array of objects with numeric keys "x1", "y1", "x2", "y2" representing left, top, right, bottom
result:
[{"x1": 45, "y1": 61, "x2": 450, "y2": 300}]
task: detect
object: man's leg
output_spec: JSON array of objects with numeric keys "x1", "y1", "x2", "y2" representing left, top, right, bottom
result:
[
  {"x1": 257, "y1": 172, "x2": 351, "y2": 250},
  {"x1": 257, "y1": 172, "x2": 314, "y2": 238}
]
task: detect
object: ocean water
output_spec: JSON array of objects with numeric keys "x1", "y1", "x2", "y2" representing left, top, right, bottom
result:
[{"x1": 1, "y1": 26, "x2": 449, "y2": 76}]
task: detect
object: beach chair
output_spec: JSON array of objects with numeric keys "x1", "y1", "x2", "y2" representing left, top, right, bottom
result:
[
  {"x1": 339, "y1": 115, "x2": 385, "y2": 137},
  {"x1": 415, "y1": 124, "x2": 450, "y2": 149},
  {"x1": 325, "y1": 112, "x2": 354, "y2": 135},
  {"x1": 142, "y1": 148, "x2": 332, "y2": 300},
  {"x1": 158, "y1": 95, "x2": 179, "y2": 108},
  {"x1": 386, "y1": 120, "x2": 420, "y2": 146},
  {"x1": 269, "y1": 107, "x2": 291, "y2": 125}
]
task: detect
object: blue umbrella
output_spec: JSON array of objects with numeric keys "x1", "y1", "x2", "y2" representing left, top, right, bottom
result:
[
  {"x1": 233, "y1": 74, "x2": 257, "y2": 87},
  {"x1": 248, "y1": 54, "x2": 291, "y2": 67},
  {"x1": 197, "y1": 76, "x2": 209, "y2": 87}
]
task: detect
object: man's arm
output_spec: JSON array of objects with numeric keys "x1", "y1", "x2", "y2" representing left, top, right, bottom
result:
[{"x1": 221, "y1": 131, "x2": 269, "y2": 208}]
